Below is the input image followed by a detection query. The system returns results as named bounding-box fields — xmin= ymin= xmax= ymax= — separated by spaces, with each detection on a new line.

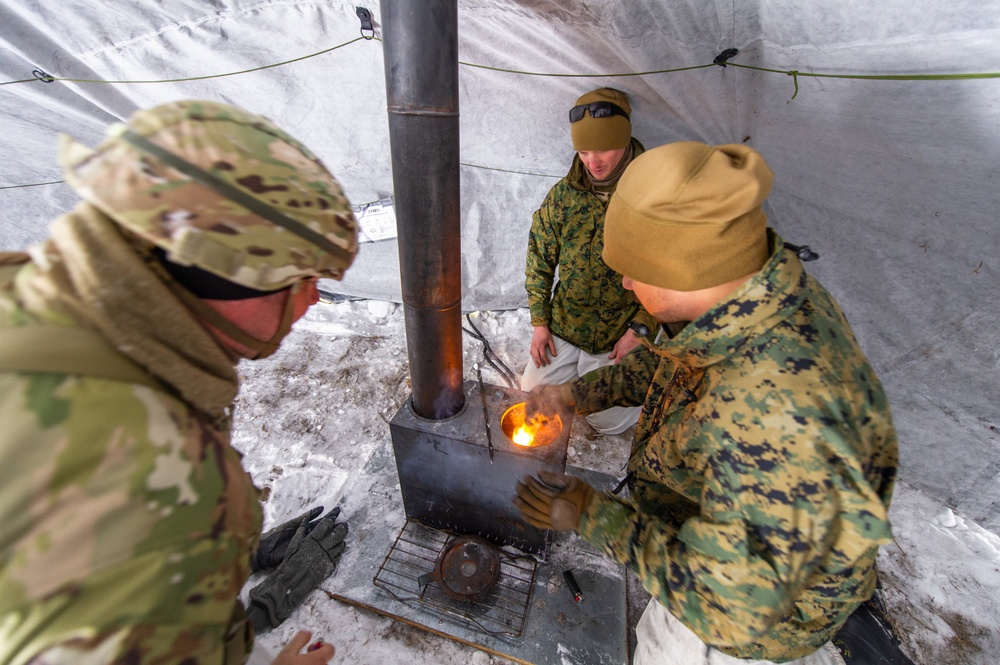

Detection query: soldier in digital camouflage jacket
xmin=525 ymin=136 xmax=652 ymax=351
xmin=523 ymin=88 xmax=656 ymax=435
xmin=574 ymin=231 xmax=896 ymax=661
xmin=0 ymin=101 xmax=357 ymax=665
xmin=515 ymin=143 xmax=899 ymax=664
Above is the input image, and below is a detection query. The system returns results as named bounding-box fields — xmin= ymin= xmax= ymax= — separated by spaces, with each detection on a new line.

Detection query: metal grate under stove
xmin=373 ymin=518 xmax=539 ymax=637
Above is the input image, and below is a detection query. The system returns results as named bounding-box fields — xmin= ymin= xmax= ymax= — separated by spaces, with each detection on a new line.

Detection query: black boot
xmin=832 ymin=592 xmax=916 ymax=665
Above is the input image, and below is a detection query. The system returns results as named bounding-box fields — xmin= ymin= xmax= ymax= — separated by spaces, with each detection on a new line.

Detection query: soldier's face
xmin=621 ymin=275 xmax=700 ymax=323
xmin=623 ymin=273 xmax=757 ymax=324
xmin=578 ymin=148 xmax=627 ymax=180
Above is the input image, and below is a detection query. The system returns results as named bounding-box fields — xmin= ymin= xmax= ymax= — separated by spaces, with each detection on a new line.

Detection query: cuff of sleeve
xmin=576 ymin=491 xmax=635 ymax=564
xmin=632 ymin=312 xmax=658 ymax=334
xmin=529 ymin=303 xmax=550 ymax=327
xmin=558 ymin=382 xmax=577 ymax=407
xmin=568 ymin=376 xmax=602 ymax=415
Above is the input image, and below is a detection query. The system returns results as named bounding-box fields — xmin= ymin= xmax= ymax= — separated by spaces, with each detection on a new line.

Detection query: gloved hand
xmin=251 ymin=506 xmax=326 ymax=572
xmin=247 ymin=508 xmax=348 ymax=633
xmin=514 ymin=470 xmax=594 ymax=531
xmin=524 ymin=383 xmax=575 ymax=424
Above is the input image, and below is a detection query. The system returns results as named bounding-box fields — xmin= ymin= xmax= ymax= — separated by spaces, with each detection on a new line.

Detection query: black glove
xmin=250 ymin=506 xmax=325 ymax=573
xmin=514 ymin=470 xmax=594 ymax=531
xmin=246 ymin=507 xmax=348 ymax=633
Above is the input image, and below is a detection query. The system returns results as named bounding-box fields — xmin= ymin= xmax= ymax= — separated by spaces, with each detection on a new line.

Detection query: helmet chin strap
xmin=182 ymin=281 xmax=302 ymax=360
xmin=251 ymin=282 xmax=301 ymax=359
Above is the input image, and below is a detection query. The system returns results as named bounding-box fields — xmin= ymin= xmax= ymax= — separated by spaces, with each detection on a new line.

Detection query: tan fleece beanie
xmin=570 ymin=88 xmax=632 ymax=151
xmin=603 ymin=142 xmax=773 ymax=291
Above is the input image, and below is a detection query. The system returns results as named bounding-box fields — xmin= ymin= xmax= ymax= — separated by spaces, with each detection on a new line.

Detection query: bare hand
xmin=529 ymin=325 xmax=557 ymax=368
xmin=271 ymin=630 xmax=334 ymax=664
xmin=607 ymin=328 xmax=641 ymax=364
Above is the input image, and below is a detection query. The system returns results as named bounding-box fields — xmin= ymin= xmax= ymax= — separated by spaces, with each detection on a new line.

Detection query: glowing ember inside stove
xmin=502 ymin=402 xmax=563 ymax=448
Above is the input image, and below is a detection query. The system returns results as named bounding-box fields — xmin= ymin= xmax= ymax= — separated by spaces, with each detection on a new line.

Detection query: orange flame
xmin=512 ymin=425 xmax=535 ymax=447
xmin=512 ymin=415 xmax=552 ymax=447
xmin=502 ymin=402 xmax=562 ymax=449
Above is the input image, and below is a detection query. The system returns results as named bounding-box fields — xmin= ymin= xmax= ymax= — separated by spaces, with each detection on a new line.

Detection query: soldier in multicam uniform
xmin=515 ymin=143 xmax=915 ymax=664
xmin=0 ymin=101 xmax=358 ymax=665
xmin=522 ymin=87 xmax=657 ymax=435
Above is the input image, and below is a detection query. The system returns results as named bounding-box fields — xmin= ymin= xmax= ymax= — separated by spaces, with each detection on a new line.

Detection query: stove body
xmin=390 ymin=381 xmax=571 ymax=554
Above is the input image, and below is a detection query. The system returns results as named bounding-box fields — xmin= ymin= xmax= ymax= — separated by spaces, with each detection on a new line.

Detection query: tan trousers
xmin=634 ymin=599 xmax=846 ymax=665
xmin=521 ymin=335 xmax=640 ymax=435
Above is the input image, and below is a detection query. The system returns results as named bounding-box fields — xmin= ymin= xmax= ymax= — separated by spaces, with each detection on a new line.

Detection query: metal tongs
xmin=474 ymin=363 xmax=495 ymax=463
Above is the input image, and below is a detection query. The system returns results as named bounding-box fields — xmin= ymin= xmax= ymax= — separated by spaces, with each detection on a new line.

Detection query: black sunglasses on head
xmin=568 ymin=101 xmax=630 ymax=123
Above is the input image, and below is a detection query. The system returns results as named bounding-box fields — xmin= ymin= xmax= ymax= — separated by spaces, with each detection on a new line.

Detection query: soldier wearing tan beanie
xmin=603 ymin=141 xmax=773 ymax=293
xmin=518 ymin=144 xmax=910 ymax=664
xmin=521 ymin=87 xmax=656 ymax=435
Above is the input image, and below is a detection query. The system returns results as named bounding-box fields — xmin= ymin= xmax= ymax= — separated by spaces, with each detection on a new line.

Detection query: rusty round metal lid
xmin=436 ymin=535 xmax=501 ymax=601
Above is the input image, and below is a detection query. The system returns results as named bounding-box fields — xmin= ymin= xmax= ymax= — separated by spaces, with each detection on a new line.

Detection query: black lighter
xmin=563 ymin=569 xmax=583 ymax=602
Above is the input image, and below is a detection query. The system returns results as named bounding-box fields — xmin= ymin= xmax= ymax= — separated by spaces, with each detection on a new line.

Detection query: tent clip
xmin=356 ymin=7 xmax=374 ymax=39
xmin=32 ymin=69 xmax=54 ymax=83
xmin=784 ymin=242 xmax=820 ymax=262
xmin=714 ymin=49 xmax=739 ymax=67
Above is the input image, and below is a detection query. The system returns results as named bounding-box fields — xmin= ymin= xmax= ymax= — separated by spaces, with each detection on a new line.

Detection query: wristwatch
xmin=628 ymin=321 xmax=650 ymax=338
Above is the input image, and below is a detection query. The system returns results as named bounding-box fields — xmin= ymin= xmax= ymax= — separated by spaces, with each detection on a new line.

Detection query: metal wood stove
xmin=390 ymin=381 xmax=572 ymax=555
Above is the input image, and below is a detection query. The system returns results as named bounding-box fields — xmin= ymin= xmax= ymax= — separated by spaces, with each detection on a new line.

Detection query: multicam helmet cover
xmin=59 ymin=100 xmax=359 ymax=291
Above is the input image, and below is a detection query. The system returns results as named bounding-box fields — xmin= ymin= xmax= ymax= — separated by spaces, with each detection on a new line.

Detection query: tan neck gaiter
xmin=19 ymin=202 xmax=239 ymax=423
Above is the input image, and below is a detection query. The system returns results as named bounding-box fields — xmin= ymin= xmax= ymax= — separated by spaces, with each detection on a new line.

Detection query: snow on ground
xmin=231 ymin=298 xmax=1000 ymax=665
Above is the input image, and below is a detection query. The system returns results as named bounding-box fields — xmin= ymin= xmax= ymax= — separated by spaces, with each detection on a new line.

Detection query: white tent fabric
xmin=1 ymin=0 xmax=998 ymax=541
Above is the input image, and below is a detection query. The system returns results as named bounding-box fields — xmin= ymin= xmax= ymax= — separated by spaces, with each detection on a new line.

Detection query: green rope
xmin=0 ymin=78 xmax=38 ymax=87
xmin=2 ymin=36 xmax=366 ymax=86
xmin=729 ymin=61 xmax=1000 ymax=81
xmin=4 ymin=31 xmax=998 ymax=91
xmin=0 ymin=180 xmax=65 ymax=190
xmin=726 ymin=62 xmax=1000 ymax=100
xmin=460 ymin=162 xmax=561 ymax=179
xmin=459 ymin=61 xmax=715 ymax=78
xmin=6 ymin=163 xmax=561 ymax=191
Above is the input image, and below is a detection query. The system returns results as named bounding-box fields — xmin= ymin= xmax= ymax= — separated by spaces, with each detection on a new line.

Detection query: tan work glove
xmin=524 ymin=383 xmax=575 ymax=423
xmin=514 ymin=470 xmax=594 ymax=531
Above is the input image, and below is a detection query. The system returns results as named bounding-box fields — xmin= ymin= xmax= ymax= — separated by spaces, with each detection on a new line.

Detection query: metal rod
xmin=475 ymin=363 xmax=495 ymax=462
xmin=381 ymin=0 xmax=464 ymax=420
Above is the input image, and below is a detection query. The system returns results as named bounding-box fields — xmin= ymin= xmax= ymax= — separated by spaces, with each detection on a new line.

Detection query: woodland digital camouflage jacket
xmin=572 ymin=231 xmax=898 ymax=662
xmin=0 ymin=257 xmax=261 ymax=665
xmin=525 ymin=138 xmax=656 ymax=354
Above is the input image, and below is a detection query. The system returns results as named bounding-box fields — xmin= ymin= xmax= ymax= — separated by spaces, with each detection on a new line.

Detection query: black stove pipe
xmin=380 ymin=1 xmax=465 ymax=419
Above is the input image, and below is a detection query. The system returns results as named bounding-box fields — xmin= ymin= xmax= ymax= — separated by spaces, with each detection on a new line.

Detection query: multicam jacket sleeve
xmin=572 ymin=233 xmax=899 ymax=662
xmin=0 ymin=369 xmax=262 ymax=665
xmin=524 ymin=139 xmax=656 ymax=355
